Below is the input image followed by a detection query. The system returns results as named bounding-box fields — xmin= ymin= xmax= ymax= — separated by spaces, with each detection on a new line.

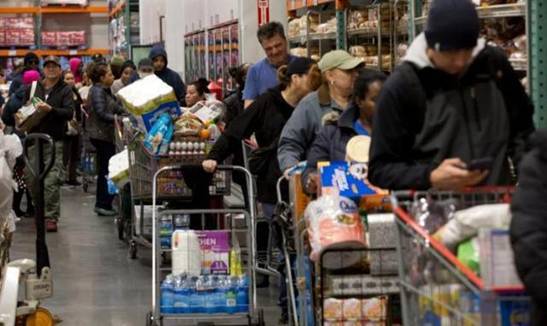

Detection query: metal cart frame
xmin=392 ymin=188 xmax=531 ymax=325
xmin=147 ymin=165 xmax=264 ymax=326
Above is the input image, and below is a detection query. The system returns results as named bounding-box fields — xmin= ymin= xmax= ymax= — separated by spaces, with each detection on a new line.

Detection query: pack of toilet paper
xmin=117 ymin=75 xmax=181 ymax=132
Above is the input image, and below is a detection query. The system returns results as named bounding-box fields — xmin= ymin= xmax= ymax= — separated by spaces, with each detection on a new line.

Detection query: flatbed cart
xmin=147 ymin=165 xmax=264 ymax=326
xmin=392 ymin=188 xmax=531 ymax=325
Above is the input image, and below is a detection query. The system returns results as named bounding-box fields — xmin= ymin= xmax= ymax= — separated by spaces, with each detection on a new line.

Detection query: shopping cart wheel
xmin=129 ymin=240 xmax=137 ymax=259
xmin=146 ymin=311 xmax=162 ymax=326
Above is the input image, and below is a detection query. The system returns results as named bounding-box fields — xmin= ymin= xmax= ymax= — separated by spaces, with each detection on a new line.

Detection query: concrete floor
xmin=10 ymin=185 xmax=283 ymax=325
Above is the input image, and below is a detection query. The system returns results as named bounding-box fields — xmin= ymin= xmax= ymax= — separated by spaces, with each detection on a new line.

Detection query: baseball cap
xmin=43 ymin=55 xmax=61 ymax=67
xmin=318 ymin=50 xmax=364 ymax=72
xmin=286 ymin=57 xmax=315 ymax=76
xmin=425 ymin=0 xmax=480 ymax=51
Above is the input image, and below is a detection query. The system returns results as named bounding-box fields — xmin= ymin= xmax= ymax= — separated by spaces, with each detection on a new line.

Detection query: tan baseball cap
xmin=318 ymin=50 xmax=364 ymax=72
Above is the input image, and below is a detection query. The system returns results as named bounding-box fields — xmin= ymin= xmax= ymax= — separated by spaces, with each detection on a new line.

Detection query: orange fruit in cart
xmin=25 ymin=307 xmax=55 ymax=326
xmin=199 ymin=128 xmax=210 ymax=140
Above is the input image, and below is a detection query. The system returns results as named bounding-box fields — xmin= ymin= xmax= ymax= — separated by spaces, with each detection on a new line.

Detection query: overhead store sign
xmin=257 ymin=0 xmax=270 ymax=26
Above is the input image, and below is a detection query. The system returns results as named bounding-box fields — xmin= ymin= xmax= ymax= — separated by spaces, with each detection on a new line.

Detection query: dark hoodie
xmin=9 ymin=52 xmax=40 ymax=96
xmin=2 ymin=84 xmax=26 ymax=127
xmin=149 ymin=45 xmax=186 ymax=105
xmin=368 ymin=34 xmax=535 ymax=190
xmin=208 ymin=86 xmax=294 ymax=203
xmin=510 ymin=129 xmax=547 ymax=325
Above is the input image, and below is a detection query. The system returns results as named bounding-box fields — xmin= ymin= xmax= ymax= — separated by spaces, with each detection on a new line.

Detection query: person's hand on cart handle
xmin=305 ymin=173 xmax=320 ymax=194
xmin=430 ymin=158 xmax=488 ymax=191
xmin=202 ymin=159 xmax=218 ymax=173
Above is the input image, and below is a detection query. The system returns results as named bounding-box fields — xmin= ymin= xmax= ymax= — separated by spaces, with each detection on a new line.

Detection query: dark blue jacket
xmin=149 ymin=45 xmax=186 ymax=105
xmin=2 ymin=84 xmax=27 ymax=127
xmin=302 ymin=105 xmax=361 ymax=189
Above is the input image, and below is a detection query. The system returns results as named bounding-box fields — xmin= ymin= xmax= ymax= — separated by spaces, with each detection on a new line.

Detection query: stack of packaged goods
xmin=41 ymin=0 xmax=88 ymax=5
xmin=406 ymin=198 xmax=531 ymax=324
xmin=41 ymin=31 xmax=86 ymax=48
xmin=159 ymin=214 xmax=248 ymax=314
xmin=323 ymin=296 xmax=388 ymax=325
xmin=0 ymin=17 xmax=35 ymax=47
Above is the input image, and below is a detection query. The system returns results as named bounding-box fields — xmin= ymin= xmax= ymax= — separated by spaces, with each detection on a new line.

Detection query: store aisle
xmin=10 ymin=186 xmax=282 ymax=325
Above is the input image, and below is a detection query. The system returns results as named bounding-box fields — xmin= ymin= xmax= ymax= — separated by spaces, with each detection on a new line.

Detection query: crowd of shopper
xmin=0 ymin=0 xmax=545 ymax=322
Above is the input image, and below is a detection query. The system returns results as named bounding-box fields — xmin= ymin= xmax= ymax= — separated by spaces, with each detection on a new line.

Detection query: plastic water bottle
xmin=236 ymin=276 xmax=249 ymax=313
xmin=160 ymin=274 xmax=175 ymax=314
xmin=173 ymin=275 xmax=190 ymax=314
xmin=173 ymin=214 xmax=190 ymax=230
xmin=203 ymin=276 xmax=216 ymax=314
xmin=190 ymin=277 xmax=204 ymax=314
xmin=212 ymin=276 xmax=224 ymax=314
xmin=159 ymin=216 xmax=173 ymax=249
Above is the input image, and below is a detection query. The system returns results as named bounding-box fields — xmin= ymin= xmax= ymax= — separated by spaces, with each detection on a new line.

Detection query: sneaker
xmin=94 ymin=207 xmax=118 ymax=216
xmin=46 ymin=219 xmax=58 ymax=232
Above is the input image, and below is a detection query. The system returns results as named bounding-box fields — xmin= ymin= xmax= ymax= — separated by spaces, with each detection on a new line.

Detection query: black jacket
xmin=87 ymin=84 xmax=124 ymax=143
xmin=223 ymin=88 xmax=244 ymax=128
xmin=25 ymin=79 xmax=74 ymax=141
xmin=510 ymin=130 xmax=547 ymax=324
xmin=208 ymin=86 xmax=294 ymax=203
xmin=303 ymin=105 xmax=362 ymax=188
xmin=369 ymin=36 xmax=534 ymax=190
xmin=2 ymin=84 xmax=26 ymax=127
xmin=149 ymin=45 xmax=186 ymax=105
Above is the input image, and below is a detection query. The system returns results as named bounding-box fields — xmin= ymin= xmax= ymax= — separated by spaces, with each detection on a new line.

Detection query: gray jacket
xmin=277 ymin=85 xmax=344 ymax=171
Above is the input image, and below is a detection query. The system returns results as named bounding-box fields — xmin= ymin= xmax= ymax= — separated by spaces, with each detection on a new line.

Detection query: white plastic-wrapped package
xmin=172 ymin=230 xmax=202 ymax=276
xmin=433 ymin=203 xmax=512 ymax=250
xmin=117 ymin=74 xmax=180 ymax=131
xmin=0 ymin=129 xmax=22 ymax=240
xmin=304 ymin=195 xmax=366 ymax=267
xmin=108 ymin=149 xmax=129 ymax=187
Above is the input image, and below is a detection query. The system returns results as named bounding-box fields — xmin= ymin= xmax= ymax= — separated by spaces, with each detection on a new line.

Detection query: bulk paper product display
xmin=117 ymin=75 xmax=180 ymax=131
xmin=172 ymin=230 xmax=202 ymax=276
xmin=304 ymin=195 xmax=366 ymax=267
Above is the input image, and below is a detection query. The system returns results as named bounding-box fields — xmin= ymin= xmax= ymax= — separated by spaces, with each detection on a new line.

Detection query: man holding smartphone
xmin=368 ymin=0 xmax=534 ymax=191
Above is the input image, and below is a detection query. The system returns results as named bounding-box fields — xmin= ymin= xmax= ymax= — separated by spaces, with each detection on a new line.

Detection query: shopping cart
xmin=272 ymin=175 xmax=299 ymax=326
xmin=146 ymin=165 xmax=264 ymax=326
xmin=119 ymin=119 xmax=231 ymax=258
xmin=392 ymin=188 xmax=531 ymax=325
xmin=80 ymin=106 xmax=96 ymax=193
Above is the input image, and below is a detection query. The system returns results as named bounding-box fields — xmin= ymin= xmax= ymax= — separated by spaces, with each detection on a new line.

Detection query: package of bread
xmin=343 ymin=298 xmax=362 ymax=321
xmin=362 ymin=296 xmax=388 ymax=322
xmin=324 ymin=298 xmax=344 ymax=321
xmin=349 ymin=46 xmax=367 ymax=58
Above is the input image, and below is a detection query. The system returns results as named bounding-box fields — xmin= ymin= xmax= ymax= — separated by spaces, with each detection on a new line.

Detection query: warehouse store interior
xmin=1 ymin=0 xmax=547 ymax=325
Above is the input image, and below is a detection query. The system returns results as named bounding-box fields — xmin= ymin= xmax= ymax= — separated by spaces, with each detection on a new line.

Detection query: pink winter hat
xmin=23 ymin=70 xmax=40 ymax=85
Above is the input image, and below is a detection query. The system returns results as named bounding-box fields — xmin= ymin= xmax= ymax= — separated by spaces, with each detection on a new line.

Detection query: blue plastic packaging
xmin=236 ymin=276 xmax=249 ymax=313
xmin=160 ymin=275 xmax=175 ymax=314
xmin=144 ymin=113 xmax=174 ymax=155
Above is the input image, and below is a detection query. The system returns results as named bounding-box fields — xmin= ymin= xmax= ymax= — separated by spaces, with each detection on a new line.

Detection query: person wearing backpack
xmin=368 ymin=0 xmax=534 ymax=191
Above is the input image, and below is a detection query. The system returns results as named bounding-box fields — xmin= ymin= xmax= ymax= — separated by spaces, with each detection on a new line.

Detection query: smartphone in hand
xmin=467 ymin=157 xmax=493 ymax=171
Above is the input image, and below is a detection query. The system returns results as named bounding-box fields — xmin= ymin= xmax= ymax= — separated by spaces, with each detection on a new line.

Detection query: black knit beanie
xmin=424 ymin=0 xmax=480 ymax=51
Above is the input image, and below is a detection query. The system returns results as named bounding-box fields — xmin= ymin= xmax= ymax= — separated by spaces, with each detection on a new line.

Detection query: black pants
xmin=91 ymin=138 xmax=115 ymax=210
xmin=63 ymin=134 xmax=81 ymax=182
